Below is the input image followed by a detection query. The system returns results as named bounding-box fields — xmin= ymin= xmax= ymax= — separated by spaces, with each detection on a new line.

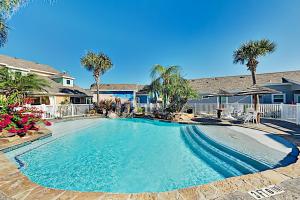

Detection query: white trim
xmin=272 ymin=93 xmax=286 ymax=104
xmin=0 ymin=62 xmax=75 ymax=79
xmin=294 ymin=94 xmax=300 ymax=103
xmin=95 ymin=89 xmax=138 ymax=92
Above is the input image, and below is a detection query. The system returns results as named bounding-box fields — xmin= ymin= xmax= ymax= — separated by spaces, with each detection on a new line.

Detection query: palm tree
xmin=0 ymin=18 xmax=8 ymax=47
xmin=233 ymin=39 xmax=276 ymax=112
xmin=0 ymin=0 xmax=24 ymax=47
xmin=150 ymin=64 xmax=180 ymax=108
xmin=0 ymin=67 xmax=49 ymax=97
xmin=81 ymin=51 xmax=113 ymax=105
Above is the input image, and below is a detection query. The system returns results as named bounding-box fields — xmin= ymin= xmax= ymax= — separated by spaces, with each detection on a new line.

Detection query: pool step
xmin=181 ymin=127 xmax=243 ymax=177
xmin=181 ymin=126 xmax=271 ymax=176
xmin=191 ymin=126 xmax=272 ymax=171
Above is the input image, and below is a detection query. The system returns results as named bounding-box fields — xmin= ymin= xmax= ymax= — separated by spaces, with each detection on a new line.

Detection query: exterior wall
xmin=263 ymin=84 xmax=294 ymax=104
xmin=52 ymin=77 xmax=74 ymax=87
xmin=92 ymin=91 xmax=135 ymax=103
xmin=188 ymin=95 xmax=252 ymax=104
xmin=62 ymin=78 xmax=74 ymax=87
xmin=55 ymin=96 xmax=70 ymax=105
xmin=136 ymin=94 xmax=149 ymax=104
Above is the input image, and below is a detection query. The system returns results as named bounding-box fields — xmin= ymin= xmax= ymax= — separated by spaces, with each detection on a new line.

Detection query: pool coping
xmin=0 ymin=130 xmax=52 ymax=153
xmin=0 ymin=118 xmax=300 ymax=199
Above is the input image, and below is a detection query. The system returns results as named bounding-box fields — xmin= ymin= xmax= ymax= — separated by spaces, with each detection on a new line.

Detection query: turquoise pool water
xmin=11 ymin=118 xmax=297 ymax=193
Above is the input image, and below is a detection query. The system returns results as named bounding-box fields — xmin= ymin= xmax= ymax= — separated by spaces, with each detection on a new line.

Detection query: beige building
xmin=0 ymin=54 xmax=92 ymax=105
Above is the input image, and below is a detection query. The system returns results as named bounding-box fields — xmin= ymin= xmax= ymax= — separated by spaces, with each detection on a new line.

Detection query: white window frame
xmin=201 ymin=96 xmax=210 ymax=99
xmin=272 ymin=94 xmax=286 ymax=104
xmin=294 ymin=94 xmax=300 ymax=103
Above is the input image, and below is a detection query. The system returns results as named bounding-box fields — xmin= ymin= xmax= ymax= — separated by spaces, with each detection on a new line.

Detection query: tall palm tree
xmin=233 ymin=39 xmax=276 ymax=112
xmin=81 ymin=51 xmax=113 ymax=105
xmin=0 ymin=67 xmax=49 ymax=97
xmin=150 ymin=64 xmax=180 ymax=108
xmin=0 ymin=18 xmax=8 ymax=47
xmin=0 ymin=0 xmax=24 ymax=47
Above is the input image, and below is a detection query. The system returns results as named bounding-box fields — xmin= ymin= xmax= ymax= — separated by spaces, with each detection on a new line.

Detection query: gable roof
xmin=0 ymin=54 xmax=67 ymax=76
xmin=30 ymin=76 xmax=92 ymax=97
xmin=189 ymin=70 xmax=300 ymax=94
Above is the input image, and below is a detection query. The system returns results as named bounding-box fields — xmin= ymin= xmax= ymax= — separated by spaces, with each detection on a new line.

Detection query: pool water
xmin=10 ymin=118 xmax=297 ymax=193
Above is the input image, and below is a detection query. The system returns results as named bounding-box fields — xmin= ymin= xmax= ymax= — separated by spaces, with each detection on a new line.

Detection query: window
xmin=272 ymin=94 xmax=285 ymax=103
xmin=202 ymin=96 xmax=209 ymax=99
xmin=294 ymin=94 xmax=300 ymax=103
xmin=66 ymin=79 xmax=71 ymax=85
xmin=15 ymin=71 xmax=22 ymax=76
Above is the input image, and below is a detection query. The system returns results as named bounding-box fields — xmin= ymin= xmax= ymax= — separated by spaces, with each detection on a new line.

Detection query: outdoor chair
xmin=241 ymin=108 xmax=257 ymax=123
xmin=222 ymin=107 xmax=235 ymax=120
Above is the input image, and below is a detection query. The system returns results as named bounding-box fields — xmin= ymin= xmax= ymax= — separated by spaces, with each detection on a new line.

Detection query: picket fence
xmin=30 ymin=104 xmax=94 ymax=119
xmin=186 ymin=103 xmax=300 ymax=125
xmin=138 ymin=102 xmax=300 ymax=125
xmin=30 ymin=102 xmax=300 ymax=125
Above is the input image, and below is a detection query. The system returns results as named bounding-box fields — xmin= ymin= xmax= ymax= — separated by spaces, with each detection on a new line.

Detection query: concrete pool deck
xmin=0 ymin=118 xmax=300 ymax=199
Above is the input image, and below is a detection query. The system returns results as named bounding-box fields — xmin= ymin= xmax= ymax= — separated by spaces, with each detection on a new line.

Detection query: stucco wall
xmin=56 ymin=96 xmax=70 ymax=104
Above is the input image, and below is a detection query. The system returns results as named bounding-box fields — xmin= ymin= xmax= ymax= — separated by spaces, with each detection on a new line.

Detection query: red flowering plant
xmin=0 ymin=96 xmax=51 ymax=137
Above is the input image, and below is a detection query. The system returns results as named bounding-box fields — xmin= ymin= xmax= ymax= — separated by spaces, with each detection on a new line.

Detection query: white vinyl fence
xmin=137 ymin=103 xmax=162 ymax=113
xmin=138 ymin=102 xmax=300 ymax=125
xmin=30 ymin=104 xmax=94 ymax=119
xmin=185 ymin=103 xmax=300 ymax=125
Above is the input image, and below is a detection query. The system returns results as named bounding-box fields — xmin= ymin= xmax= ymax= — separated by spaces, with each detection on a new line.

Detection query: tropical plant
xmin=0 ymin=68 xmax=49 ymax=98
xmin=81 ymin=51 xmax=113 ymax=106
xmin=233 ymin=39 xmax=276 ymax=110
xmin=167 ymin=77 xmax=197 ymax=113
xmin=150 ymin=64 xmax=180 ymax=108
xmin=150 ymin=64 xmax=197 ymax=112
xmin=0 ymin=96 xmax=51 ymax=137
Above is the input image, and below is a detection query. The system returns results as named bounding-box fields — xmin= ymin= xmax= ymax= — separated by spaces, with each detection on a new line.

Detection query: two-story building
xmin=0 ymin=54 xmax=92 ymax=105
xmin=189 ymin=70 xmax=300 ymax=104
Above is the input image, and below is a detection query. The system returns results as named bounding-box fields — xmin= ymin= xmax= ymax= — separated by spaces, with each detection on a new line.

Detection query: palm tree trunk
xmin=251 ymin=69 xmax=257 ymax=85
xmin=250 ymin=67 xmax=260 ymax=122
xmin=95 ymin=77 xmax=100 ymax=106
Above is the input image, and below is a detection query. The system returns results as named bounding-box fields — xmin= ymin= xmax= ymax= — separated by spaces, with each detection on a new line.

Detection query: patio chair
xmin=242 ymin=110 xmax=257 ymax=124
xmin=222 ymin=107 xmax=235 ymax=120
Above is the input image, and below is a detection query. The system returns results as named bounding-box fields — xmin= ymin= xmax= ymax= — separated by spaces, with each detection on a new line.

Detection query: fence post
xmin=297 ymin=103 xmax=300 ymax=125
xmin=71 ymin=104 xmax=75 ymax=116
xmin=280 ymin=103 xmax=284 ymax=120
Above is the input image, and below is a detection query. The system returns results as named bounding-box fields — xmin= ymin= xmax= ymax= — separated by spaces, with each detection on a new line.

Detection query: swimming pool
xmin=6 ymin=118 xmax=298 ymax=193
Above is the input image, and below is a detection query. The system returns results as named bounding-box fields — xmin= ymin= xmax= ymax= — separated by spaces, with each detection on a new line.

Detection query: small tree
xmin=233 ymin=39 xmax=276 ymax=111
xmin=150 ymin=64 xmax=197 ymax=112
xmin=150 ymin=64 xmax=180 ymax=108
xmin=81 ymin=51 xmax=113 ymax=106
xmin=0 ymin=68 xmax=49 ymax=98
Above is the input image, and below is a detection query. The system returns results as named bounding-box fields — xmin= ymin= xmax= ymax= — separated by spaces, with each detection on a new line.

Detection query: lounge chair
xmin=242 ymin=108 xmax=257 ymax=124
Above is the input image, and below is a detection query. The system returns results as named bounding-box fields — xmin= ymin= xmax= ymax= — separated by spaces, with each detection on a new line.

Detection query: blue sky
xmin=0 ymin=0 xmax=299 ymax=88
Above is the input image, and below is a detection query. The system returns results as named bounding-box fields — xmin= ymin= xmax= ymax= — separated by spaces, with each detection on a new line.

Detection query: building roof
xmin=0 ymin=54 xmax=71 ymax=76
xmin=90 ymin=83 xmax=146 ymax=91
xmin=0 ymin=54 xmax=90 ymax=97
xmin=30 ymin=76 xmax=92 ymax=97
xmin=189 ymin=70 xmax=300 ymax=94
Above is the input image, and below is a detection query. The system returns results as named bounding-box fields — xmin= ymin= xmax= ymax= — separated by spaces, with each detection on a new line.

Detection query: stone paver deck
xmin=0 ymin=130 xmax=52 ymax=153
xmin=0 ymin=118 xmax=299 ymax=200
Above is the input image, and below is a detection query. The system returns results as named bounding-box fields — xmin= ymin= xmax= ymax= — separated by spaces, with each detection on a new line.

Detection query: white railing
xmin=137 ymin=103 xmax=162 ymax=113
xmin=30 ymin=104 xmax=93 ymax=119
xmin=147 ymin=102 xmax=300 ymax=125
xmin=281 ymin=104 xmax=298 ymax=124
